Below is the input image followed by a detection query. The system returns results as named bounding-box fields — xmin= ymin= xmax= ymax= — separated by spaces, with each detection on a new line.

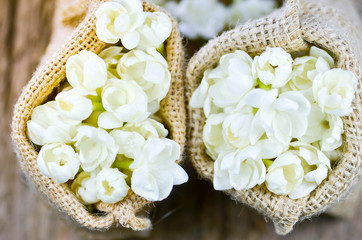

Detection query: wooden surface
xmin=0 ymin=0 xmax=361 ymax=239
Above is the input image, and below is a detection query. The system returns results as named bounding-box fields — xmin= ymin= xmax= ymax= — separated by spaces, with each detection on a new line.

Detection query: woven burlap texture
xmin=186 ymin=0 xmax=361 ymax=235
xmin=11 ymin=0 xmax=186 ymax=232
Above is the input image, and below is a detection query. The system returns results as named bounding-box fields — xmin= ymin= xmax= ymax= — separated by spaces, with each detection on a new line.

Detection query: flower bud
xmin=66 ymin=50 xmax=107 ymax=95
xmin=95 ymin=168 xmax=130 ymax=204
xmin=37 ymin=143 xmax=80 ymax=183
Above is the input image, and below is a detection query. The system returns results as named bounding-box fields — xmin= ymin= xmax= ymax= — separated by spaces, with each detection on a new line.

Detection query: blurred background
xmin=0 ymin=0 xmax=361 ymax=239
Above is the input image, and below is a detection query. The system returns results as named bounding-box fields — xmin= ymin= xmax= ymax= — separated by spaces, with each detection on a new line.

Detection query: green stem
xmin=92 ymin=102 xmax=105 ymax=112
xmin=157 ymin=43 xmax=166 ymax=58
xmin=262 ymin=159 xmax=274 ymax=169
xmin=113 ymin=160 xmax=133 ymax=171
xmin=257 ymin=79 xmax=271 ymax=91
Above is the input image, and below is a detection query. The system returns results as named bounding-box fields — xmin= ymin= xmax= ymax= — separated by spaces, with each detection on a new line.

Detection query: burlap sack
xmin=11 ymin=0 xmax=186 ymax=232
xmin=186 ymin=0 xmax=361 ymax=235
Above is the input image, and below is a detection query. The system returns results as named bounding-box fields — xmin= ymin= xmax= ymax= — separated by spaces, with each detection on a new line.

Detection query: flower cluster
xmin=151 ymin=0 xmax=276 ymax=39
xmin=27 ymin=0 xmax=188 ymax=205
xmin=96 ymin=0 xmax=172 ymax=49
xmin=190 ymin=47 xmax=357 ymax=199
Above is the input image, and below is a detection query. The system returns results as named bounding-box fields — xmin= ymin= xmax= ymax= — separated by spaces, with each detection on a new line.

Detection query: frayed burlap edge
xmin=11 ymin=0 xmax=186 ymax=232
xmin=185 ymin=0 xmax=361 ymax=235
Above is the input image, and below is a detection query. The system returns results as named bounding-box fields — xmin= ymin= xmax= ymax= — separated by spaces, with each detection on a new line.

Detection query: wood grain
xmin=0 ymin=0 xmax=361 ymax=239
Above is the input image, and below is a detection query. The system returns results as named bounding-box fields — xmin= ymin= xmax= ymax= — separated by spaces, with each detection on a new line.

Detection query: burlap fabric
xmin=11 ymin=0 xmax=186 ymax=232
xmin=186 ymin=0 xmax=361 ymax=235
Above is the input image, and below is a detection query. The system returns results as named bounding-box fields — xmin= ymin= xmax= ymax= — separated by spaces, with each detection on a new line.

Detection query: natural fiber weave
xmin=11 ymin=0 xmax=186 ymax=232
xmin=186 ymin=0 xmax=361 ymax=235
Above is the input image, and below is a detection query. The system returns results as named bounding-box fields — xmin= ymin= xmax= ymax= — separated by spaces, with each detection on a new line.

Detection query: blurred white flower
xmin=37 ymin=143 xmax=80 ymax=183
xmin=165 ymin=0 xmax=228 ymax=39
xmin=203 ymin=113 xmax=233 ymax=160
xmin=148 ymin=0 xmax=167 ymax=5
xmin=95 ymin=0 xmax=145 ymax=49
xmin=66 ymin=50 xmax=107 ymax=96
xmin=73 ymin=125 xmax=118 ymax=172
xmin=228 ymin=0 xmax=276 ymax=27
xmin=95 ymin=168 xmax=130 ymax=204
xmin=300 ymin=103 xmax=343 ymax=151
xmin=27 ymin=101 xmax=79 ymax=146
xmin=71 ymin=171 xmax=99 ymax=204
xmin=213 ymin=139 xmax=284 ymax=191
xmin=55 ymin=90 xmax=93 ymax=121
xmin=190 ymin=50 xmax=255 ymax=117
xmin=98 ymin=46 xmax=124 ymax=78
xmin=252 ymin=47 xmax=293 ymax=88
xmin=117 ymin=48 xmax=171 ymax=104
xmin=245 ymin=89 xmax=311 ymax=145
xmin=98 ymin=79 xmax=150 ymax=129
xmin=137 ymin=12 xmax=172 ymax=49
xmin=130 ymin=138 xmax=188 ymax=201
xmin=313 ymin=68 xmax=357 ymax=116
xmin=290 ymin=47 xmax=333 ymax=91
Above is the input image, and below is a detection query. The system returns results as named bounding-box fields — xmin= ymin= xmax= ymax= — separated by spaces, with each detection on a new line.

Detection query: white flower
xmin=37 ymin=143 xmax=80 ymax=183
xmin=203 ymin=113 xmax=233 ymax=160
xmin=130 ymin=138 xmax=188 ymax=201
xmin=121 ymin=118 xmax=168 ymax=139
xmin=300 ymin=103 xmax=343 ymax=151
xmin=98 ymin=46 xmax=124 ymax=78
xmin=149 ymin=0 xmax=167 ymax=5
xmin=228 ymin=0 xmax=276 ymax=27
xmin=222 ymin=105 xmax=262 ymax=148
xmin=110 ymin=130 xmax=145 ymax=158
xmin=265 ymin=143 xmax=331 ymax=199
xmin=313 ymin=68 xmax=357 ymax=116
xmin=71 ymin=171 xmax=99 ymax=204
xmin=137 ymin=12 xmax=172 ymax=49
xmin=73 ymin=126 xmax=118 ymax=172
xmin=323 ymin=148 xmax=343 ymax=163
xmin=66 ymin=50 xmax=107 ymax=95
xmin=117 ymin=48 xmax=171 ymax=104
xmin=189 ymin=69 xmax=222 ymax=117
xmin=289 ymin=142 xmax=331 ymax=199
xmin=310 ymin=46 xmax=334 ymax=67
xmin=252 ymin=47 xmax=293 ymax=88
xmin=55 ymin=90 xmax=93 ymax=121
xmin=165 ymin=0 xmax=227 ymax=39
xmin=95 ymin=0 xmax=145 ymax=49
xmin=214 ymin=147 xmax=265 ymax=191
xmin=213 ymin=139 xmax=284 ymax=191
xmin=265 ymin=151 xmax=304 ymax=196
xmin=290 ymin=47 xmax=333 ymax=91
xmin=190 ymin=50 xmax=255 ymax=116
xmin=27 ymin=101 xmax=79 ymax=146
xmin=245 ymin=89 xmax=311 ymax=145
xmin=98 ymin=79 xmax=150 ymax=129
xmin=95 ymin=168 xmax=130 ymax=204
